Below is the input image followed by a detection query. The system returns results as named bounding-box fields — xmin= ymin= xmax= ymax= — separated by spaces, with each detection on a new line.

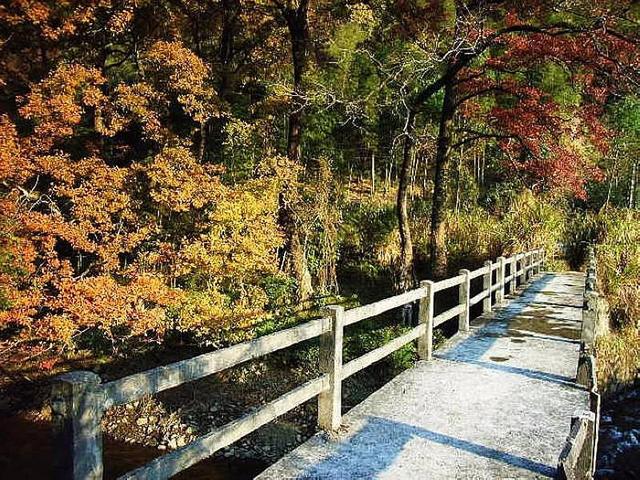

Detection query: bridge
xmin=52 ymin=249 xmax=602 ymax=480
xmin=257 ymin=272 xmax=591 ymax=479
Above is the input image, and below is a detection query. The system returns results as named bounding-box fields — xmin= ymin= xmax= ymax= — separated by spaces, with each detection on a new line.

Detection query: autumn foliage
xmin=0 ymin=31 xmax=292 ymax=360
xmin=0 ymin=1 xmax=638 ymax=367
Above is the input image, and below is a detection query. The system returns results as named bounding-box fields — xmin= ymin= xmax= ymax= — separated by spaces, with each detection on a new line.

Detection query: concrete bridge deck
xmin=257 ymin=272 xmax=589 ymax=479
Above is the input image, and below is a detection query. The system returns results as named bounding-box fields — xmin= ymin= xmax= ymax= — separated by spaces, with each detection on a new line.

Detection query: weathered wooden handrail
xmin=558 ymin=353 xmax=600 ymax=479
xmin=52 ymin=249 xmax=545 ymax=480
xmin=341 ymin=324 xmax=426 ymax=380
xmin=433 ymin=304 xmax=466 ymax=327
xmin=432 ymin=273 xmax=465 ymax=292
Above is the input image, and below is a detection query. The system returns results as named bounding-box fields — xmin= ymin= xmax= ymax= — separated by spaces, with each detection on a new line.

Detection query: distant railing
xmin=52 ymin=249 xmax=546 ymax=479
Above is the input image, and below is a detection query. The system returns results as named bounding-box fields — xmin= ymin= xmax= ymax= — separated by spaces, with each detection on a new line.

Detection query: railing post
xmin=530 ymin=251 xmax=535 ymax=278
xmin=518 ymin=253 xmax=526 ymax=286
xmin=459 ymin=269 xmax=471 ymax=332
xmin=482 ymin=260 xmax=492 ymax=313
xmin=417 ymin=280 xmax=435 ymax=361
xmin=497 ymin=256 xmax=506 ymax=304
xmin=52 ymin=371 xmax=103 ymax=480
xmin=557 ymin=412 xmax=596 ymax=480
xmin=530 ymin=250 xmax=536 ymax=276
xmin=318 ymin=305 xmax=344 ymax=431
xmin=577 ymin=353 xmax=597 ymax=390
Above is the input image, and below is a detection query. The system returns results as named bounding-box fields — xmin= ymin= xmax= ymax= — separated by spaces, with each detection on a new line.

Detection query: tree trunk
xmin=280 ymin=0 xmax=312 ymax=301
xmin=284 ymin=2 xmax=309 ymax=164
xmin=219 ymin=0 xmax=238 ymax=99
xmin=203 ymin=0 xmax=239 ymax=164
xmin=429 ymin=80 xmax=457 ymax=278
xmin=371 ymin=151 xmax=375 ymax=196
xmin=396 ymin=111 xmax=416 ymax=291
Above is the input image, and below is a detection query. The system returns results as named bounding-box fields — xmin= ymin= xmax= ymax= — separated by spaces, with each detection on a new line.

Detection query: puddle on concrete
xmin=506 ymin=308 xmax=580 ymax=340
xmin=489 ymin=356 xmax=510 ymax=362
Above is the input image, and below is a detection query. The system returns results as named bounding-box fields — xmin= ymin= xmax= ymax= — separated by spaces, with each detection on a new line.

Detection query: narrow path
xmin=257 ymin=272 xmax=589 ymax=479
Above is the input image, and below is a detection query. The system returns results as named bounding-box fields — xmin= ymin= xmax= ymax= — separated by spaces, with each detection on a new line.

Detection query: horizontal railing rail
xmin=432 ymin=273 xmax=465 ymax=292
xmin=101 ymin=316 xmax=330 ymax=409
xmin=52 ymin=249 xmax=545 ymax=480
xmin=343 ymin=287 xmax=426 ymax=326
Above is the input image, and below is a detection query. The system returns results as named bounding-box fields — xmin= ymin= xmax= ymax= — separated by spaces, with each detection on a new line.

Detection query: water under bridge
xmin=53 ymin=250 xmax=601 ymax=480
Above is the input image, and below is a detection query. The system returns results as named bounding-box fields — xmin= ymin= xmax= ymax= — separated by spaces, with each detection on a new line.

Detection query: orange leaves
xmin=106 ymin=6 xmax=134 ymax=34
xmin=110 ymin=82 xmax=166 ymax=141
xmin=0 ymin=21 xmax=285 ymax=363
xmin=20 ymin=64 xmax=107 ymax=151
xmin=51 ymin=274 xmax=182 ymax=341
xmin=1 ymin=1 xmax=124 ymax=41
xmin=142 ymin=41 xmax=220 ymax=123
xmin=0 ymin=116 xmax=29 ymax=184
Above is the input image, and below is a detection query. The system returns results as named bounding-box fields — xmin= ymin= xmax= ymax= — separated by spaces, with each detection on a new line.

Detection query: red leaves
xmin=453 ymin=3 xmax=640 ymax=201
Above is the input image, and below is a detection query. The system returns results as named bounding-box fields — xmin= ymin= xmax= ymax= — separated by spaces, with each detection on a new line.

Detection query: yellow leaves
xmin=146 ymin=146 xmax=225 ymax=213
xmin=349 ymin=3 xmax=376 ymax=28
xmin=174 ymin=285 xmax=271 ymax=334
xmin=169 ymin=155 xmax=284 ymax=284
xmin=207 ymin=180 xmax=283 ymax=275
xmin=174 ymin=289 xmax=227 ymax=332
xmin=48 ymin=315 xmax=76 ymax=345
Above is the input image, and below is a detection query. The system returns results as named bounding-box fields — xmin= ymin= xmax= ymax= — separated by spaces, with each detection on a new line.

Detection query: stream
xmin=0 ymin=415 xmax=267 ymax=479
xmin=596 ymin=386 xmax=640 ymax=479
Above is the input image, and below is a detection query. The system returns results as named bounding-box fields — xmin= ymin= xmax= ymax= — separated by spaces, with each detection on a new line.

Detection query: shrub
xmin=496 ymin=190 xmax=566 ymax=264
xmin=442 ymin=207 xmax=502 ymax=272
xmin=596 ymin=326 xmax=640 ymax=393
xmin=594 ymin=209 xmax=640 ymax=326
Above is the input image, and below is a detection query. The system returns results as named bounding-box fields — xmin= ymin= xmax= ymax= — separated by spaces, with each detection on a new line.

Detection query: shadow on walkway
xmin=298 ymin=417 xmax=555 ymax=479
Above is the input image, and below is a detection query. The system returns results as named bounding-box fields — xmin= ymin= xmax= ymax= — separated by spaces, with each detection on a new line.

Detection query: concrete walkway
xmin=257 ymin=272 xmax=589 ymax=479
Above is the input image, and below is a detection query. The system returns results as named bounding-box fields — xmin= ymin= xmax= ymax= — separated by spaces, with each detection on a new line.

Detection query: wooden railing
xmin=52 ymin=249 xmax=545 ymax=479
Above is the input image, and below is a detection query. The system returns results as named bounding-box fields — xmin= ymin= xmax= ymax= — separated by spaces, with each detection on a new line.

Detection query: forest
xmin=0 ymin=0 xmax=639 ymax=476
